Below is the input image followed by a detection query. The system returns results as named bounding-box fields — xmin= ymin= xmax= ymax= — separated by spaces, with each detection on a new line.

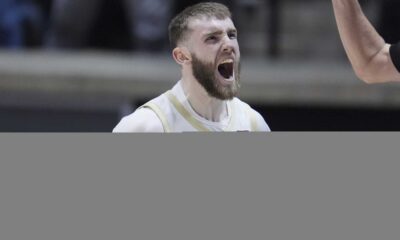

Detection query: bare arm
xmin=332 ymin=0 xmax=400 ymax=83
xmin=112 ymin=108 xmax=164 ymax=132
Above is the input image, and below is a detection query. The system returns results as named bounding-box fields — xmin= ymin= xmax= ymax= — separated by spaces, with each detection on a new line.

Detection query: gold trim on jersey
xmin=141 ymin=102 xmax=171 ymax=132
xmin=247 ymin=106 xmax=258 ymax=131
xmin=166 ymin=91 xmax=211 ymax=132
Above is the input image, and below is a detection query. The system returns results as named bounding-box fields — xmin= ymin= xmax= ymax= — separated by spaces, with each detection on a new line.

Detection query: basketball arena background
xmin=1 ymin=0 xmax=400 ymax=132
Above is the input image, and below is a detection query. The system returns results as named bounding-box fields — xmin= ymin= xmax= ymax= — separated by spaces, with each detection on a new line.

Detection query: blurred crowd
xmin=0 ymin=0 xmax=399 ymax=53
xmin=0 ymin=0 xmax=237 ymax=52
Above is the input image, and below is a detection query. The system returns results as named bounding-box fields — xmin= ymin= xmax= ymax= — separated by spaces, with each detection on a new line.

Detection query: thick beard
xmin=191 ymin=53 xmax=240 ymax=100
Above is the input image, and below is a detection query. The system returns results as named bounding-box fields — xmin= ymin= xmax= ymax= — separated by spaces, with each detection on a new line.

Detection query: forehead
xmin=188 ymin=17 xmax=236 ymax=35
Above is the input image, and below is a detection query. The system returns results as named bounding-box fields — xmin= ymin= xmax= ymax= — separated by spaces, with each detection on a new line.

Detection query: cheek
xmin=200 ymin=51 xmax=218 ymax=64
xmin=234 ymin=44 xmax=240 ymax=55
xmin=235 ymin=50 xmax=241 ymax=61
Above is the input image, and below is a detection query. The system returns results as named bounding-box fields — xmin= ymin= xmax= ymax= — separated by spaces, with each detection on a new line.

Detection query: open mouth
xmin=217 ymin=59 xmax=234 ymax=79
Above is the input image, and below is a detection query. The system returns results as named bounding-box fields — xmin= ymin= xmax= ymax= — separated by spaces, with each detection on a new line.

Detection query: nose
xmin=222 ymin=35 xmax=235 ymax=54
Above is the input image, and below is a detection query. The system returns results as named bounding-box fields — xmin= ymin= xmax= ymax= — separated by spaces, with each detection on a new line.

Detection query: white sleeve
xmin=112 ymin=108 xmax=164 ymax=132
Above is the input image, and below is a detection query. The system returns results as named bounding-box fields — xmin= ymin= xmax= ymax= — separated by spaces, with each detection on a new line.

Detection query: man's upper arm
xmin=112 ymin=108 xmax=164 ymax=132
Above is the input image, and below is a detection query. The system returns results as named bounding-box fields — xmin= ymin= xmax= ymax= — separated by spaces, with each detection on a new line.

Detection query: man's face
xmin=186 ymin=17 xmax=241 ymax=100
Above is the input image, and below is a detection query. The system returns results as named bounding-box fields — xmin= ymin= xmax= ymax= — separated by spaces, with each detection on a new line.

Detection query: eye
xmin=206 ymin=36 xmax=218 ymax=42
xmin=228 ymin=32 xmax=237 ymax=39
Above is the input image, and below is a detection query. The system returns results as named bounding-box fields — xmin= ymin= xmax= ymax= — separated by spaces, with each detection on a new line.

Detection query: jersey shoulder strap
xmin=166 ymin=91 xmax=210 ymax=132
xmin=244 ymin=104 xmax=258 ymax=131
xmin=140 ymin=101 xmax=171 ymax=133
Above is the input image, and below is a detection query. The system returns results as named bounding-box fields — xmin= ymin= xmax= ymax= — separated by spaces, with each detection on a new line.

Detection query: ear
xmin=172 ymin=47 xmax=191 ymax=65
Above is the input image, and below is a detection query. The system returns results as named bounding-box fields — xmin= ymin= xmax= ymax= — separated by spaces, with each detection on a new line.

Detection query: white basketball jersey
xmin=139 ymin=81 xmax=270 ymax=132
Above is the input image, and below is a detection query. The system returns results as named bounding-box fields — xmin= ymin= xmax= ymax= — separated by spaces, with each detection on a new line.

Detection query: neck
xmin=180 ymin=76 xmax=228 ymax=122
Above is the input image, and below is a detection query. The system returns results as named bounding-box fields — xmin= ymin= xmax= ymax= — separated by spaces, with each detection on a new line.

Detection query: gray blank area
xmin=0 ymin=133 xmax=399 ymax=240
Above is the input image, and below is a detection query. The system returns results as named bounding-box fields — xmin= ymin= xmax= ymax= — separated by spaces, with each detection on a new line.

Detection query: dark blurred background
xmin=1 ymin=0 xmax=400 ymax=131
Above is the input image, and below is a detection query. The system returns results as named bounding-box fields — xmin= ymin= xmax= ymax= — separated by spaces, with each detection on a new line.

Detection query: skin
xmin=332 ymin=0 xmax=400 ymax=83
xmin=113 ymin=16 xmax=242 ymax=132
xmin=172 ymin=16 xmax=240 ymax=121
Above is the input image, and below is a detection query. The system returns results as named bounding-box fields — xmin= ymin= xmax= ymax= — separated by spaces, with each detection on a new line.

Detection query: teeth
xmin=220 ymin=59 xmax=233 ymax=64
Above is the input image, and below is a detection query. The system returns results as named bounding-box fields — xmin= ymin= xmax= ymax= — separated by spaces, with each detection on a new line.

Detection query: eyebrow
xmin=204 ymin=28 xmax=237 ymax=38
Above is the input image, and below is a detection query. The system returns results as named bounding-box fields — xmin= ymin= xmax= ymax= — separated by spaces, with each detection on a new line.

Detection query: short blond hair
xmin=168 ymin=2 xmax=232 ymax=48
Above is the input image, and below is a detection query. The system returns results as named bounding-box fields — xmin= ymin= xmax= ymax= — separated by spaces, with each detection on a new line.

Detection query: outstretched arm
xmin=332 ymin=0 xmax=400 ymax=83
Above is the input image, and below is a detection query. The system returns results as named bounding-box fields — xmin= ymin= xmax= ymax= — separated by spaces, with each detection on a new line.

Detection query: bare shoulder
xmin=112 ymin=108 xmax=164 ymax=132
